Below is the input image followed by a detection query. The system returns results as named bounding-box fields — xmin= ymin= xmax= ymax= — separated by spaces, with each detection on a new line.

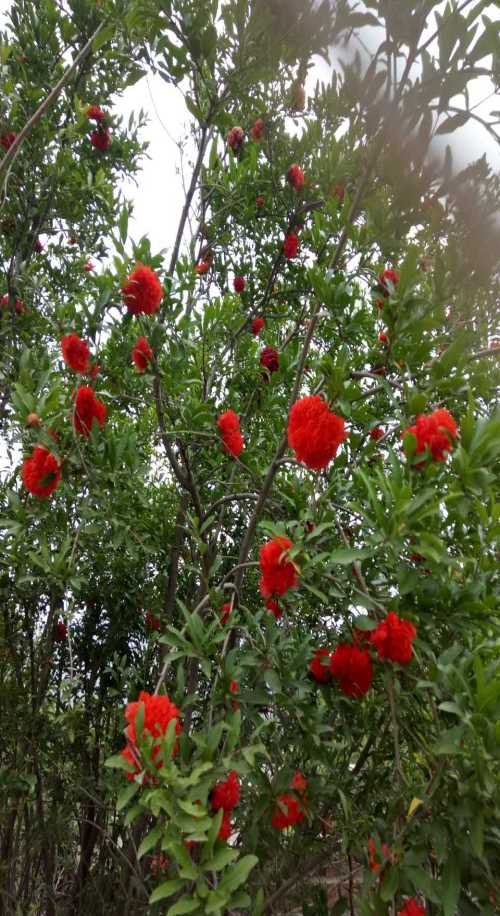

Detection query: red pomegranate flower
xmin=287 ymin=164 xmax=305 ymax=191
xmin=371 ymin=612 xmax=416 ymax=664
xmin=272 ymin=793 xmax=305 ymax=830
xmin=211 ymin=771 xmax=240 ymax=813
xmin=404 ymin=408 xmax=457 ymax=463
xmin=83 ymin=259 xmax=95 ymax=272
xmin=233 ymin=276 xmax=246 ymax=293
xmin=195 ymin=260 xmax=210 ymax=275
xmin=260 ymin=346 xmax=279 ymax=377
xmin=256 ymin=195 xmax=265 ymax=208
xmin=368 ymin=836 xmax=392 ymax=875
xmin=22 ymin=446 xmax=62 ymax=498
xmin=379 ymin=331 xmax=389 ymax=344
xmin=217 ymin=410 xmax=244 ymax=458
xmin=251 ymin=316 xmax=265 ymax=335
xmin=34 ymin=239 xmax=44 ymax=253
xmin=309 ymin=648 xmax=332 ymax=684
xmin=132 ymin=336 xmax=153 ymax=373
xmin=145 ymin=611 xmax=161 ymax=632
xmin=398 ymin=899 xmax=425 ymax=916
xmin=73 ymin=386 xmax=106 ymax=437
xmin=1 ymin=294 xmax=25 ymax=313
xmin=288 ymin=396 xmax=347 ymax=470
xmin=61 ymin=333 xmax=90 ymax=373
xmin=86 ymin=105 xmax=105 ymax=121
xmin=1 ymin=131 xmax=17 ymax=150
xmin=251 ymin=118 xmax=264 ymax=142
xmin=259 ymin=536 xmax=298 ymax=598
xmin=265 ymin=597 xmax=282 ymax=619
xmin=218 ymin=811 xmax=232 ymax=841
xmin=291 ymin=771 xmax=308 ymax=794
xmin=283 ymin=232 xmax=299 ymax=259
xmin=54 ymin=620 xmax=67 ymax=642
xmin=330 ymin=644 xmax=372 ymax=698
xmin=121 ymin=690 xmax=182 ymax=780
xmin=370 ymin=426 xmax=384 ymax=441
xmin=90 ymin=128 xmax=111 ymax=151
xmin=220 ymin=602 xmax=233 ymax=625
xmin=378 ymin=268 xmax=399 ymax=297
xmin=227 ymin=126 xmax=244 ymax=152
xmin=88 ymin=362 xmax=100 ymax=379
xmin=122 ymin=264 xmax=163 ymax=315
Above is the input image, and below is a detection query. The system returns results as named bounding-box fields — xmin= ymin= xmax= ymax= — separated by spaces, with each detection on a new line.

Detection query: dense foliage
xmin=1 ymin=1 xmax=499 ymax=914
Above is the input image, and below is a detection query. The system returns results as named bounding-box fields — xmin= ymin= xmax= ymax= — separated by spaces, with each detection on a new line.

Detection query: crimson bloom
xmin=283 ymin=232 xmax=299 ymax=259
xmin=121 ymin=690 xmax=182 ymax=780
xmin=34 ymin=239 xmax=44 ymax=253
xmin=371 ymin=612 xmax=416 ymax=664
xmin=73 ymin=386 xmax=106 ymax=436
xmin=22 ymin=446 xmax=62 ymax=498
xmin=61 ymin=333 xmax=90 ymax=373
xmin=218 ymin=811 xmax=232 ymax=841
xmin=90 ymin=128 xmax=111 ymax=151
xmin=217 ymin=409 xmax=244 ymax=458
xmin=259 ymin=536 xmax=298 ymax=598
xmin=330 ymin=644 xmax=372 ymax=698
xmin=251 ymin=316 xmax=265 ymax=335
xmin=272 ymin=793 xmax=305 ymax=830
xmin=1 ymin=294 xmax=25 ymax=314
xmin=288 ymin=395 xmax=347 ymax=470
xmin=145 ymin=611 xmax=161 ymax=632
xmin=265 ymin=597 xmax=282 ymax=619
xmin=370 ymin=426 xmax=384 ymax=441
xmin=132 ymin=336 xmax=153 ymax=373
xmin=54 ymin=620 xmax=67 ymax=642
xmin=379 ymin=331 xmax=389 ymax=344
xmin=83 ymin=259 xmax=95 ymax=272
xmin=220 ymin=602 xmax=233 ymax=625
xmin=122 ymin=264 xmax=163 ymax=315
xmin=291 ymin=771 xmax=308 ymax=794
xmin=378 ymin=268 xmax=399 ymax=296
xmin=398 ymin=899 xmax=425 ymax=916
xmin=233 ymin=276 xmax=246 ymax=293
xmin=287 ymin=164 xmax=305 ymax=191
xmin=195 ymin=260 xmax=210 ymax=275
xmin=404 ymin=408 xmax=457 ymax=463
xmin=1 ymin=131 xmax=17 ymax=150
xmin=368 ymin=836 xmax=392 ymax=875
xmin=227 ymin=126 xmax=244 ymax=151
xmin=256 ymin=195 xmax=265 ymax=208
xmin=260 ymin=346 xmax=279 ymax=377
xmin=211 ymin=771 xmax=240 ymax=813
xmin=251 ymin=118 xmax=264 ymax=142
xmin=87 ymin=362 xmax=99 ymax=379
xmin=86 ymin=105 xmax=105 ymax=121
xmin=309 ymin=648 xmax=332 ymax=684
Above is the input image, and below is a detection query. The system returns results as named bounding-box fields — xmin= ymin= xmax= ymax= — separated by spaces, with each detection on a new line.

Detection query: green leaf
xmin=380 ymin=865 xmax=399 ymax=901
xmin=92 ymin=23 xmax=115 ymax=51
xmin=436 ymin=111 xmax=470 ymax=134
xmin=203 ymin=846 xmax=239 ymax=871
xmin=167 ymin=897 xmax=200 ymax=915
xmin=138 ymin=823 xmax=163 ymax=859
xmin=149 ymin=879 xmax=185 ymax=903
xmin=218 ymin=854 xmax=258 ymax=894
xmin=442 ymin=856 xmax=460 ymax=916
xmin=433 ymin=725 xmax=465 ymax=755
xmin=329 ymin=548 xmax=373 ymax=564
xmin=116 ymin=782 xmax=139 ymax=811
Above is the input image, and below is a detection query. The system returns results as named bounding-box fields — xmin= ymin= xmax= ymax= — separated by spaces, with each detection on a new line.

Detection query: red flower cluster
xmin=259 ymin=536 xmax=298 ymax=598
xmin=217 ymin=410 xmax=244 ymax=458
xmin=132 ymin=336 xmax=153 ymax=372
xmin=54 ymin=620 xmax=68 ymax=642
xmin=86 ymin=105 xmax=105 ymax=121
xmin=378 ymin=268 xmax=400 ymax=296
xmin=291 ymin=771 xmax=308 ymax=794
xmin=195 ymin=258 xmax=211 ymax=275
xmin=220 ymin=602 xmax=233 ymax=625
xmin=272 ymin=792 xmax=306 ymax=830
xmin=22 ymin=446 xmax=62 ymax=498
xmin=73 ymin=386 xmax=106 ymax=436
xmin=121 ymin=690 xmax=182 ymax=780
xmin=287 ymin=164 xmax=304 ymax=191
xmin=145 ymin=611 xmax=161 ymax=632
xmin=1 ymin=293 xmax=25 ymax=314
xmin=122 ymin=264 xmax=163 ymax=315
xmin=251 ymin=118 xmax=264 ymax=142
xmin=404 ymin=408 xmax=458 ymax=463
xmin=211 ymin=770 xmax=240 ymax=841
xmin=1 ymin=131 xmax=17 ymax=150
xmin=370 ymin=426 xmax=384 ymax=441
xmin=260 ymin=346 xmax=279 ymax=376
xmin=288 ymin=395 xmax=347 ymax=470
xmin=371 ymin=612 xmax=416 ymax=664
xmin=251 ymin=316 xmax=265 ymax=336
xmin=398 ymin=900 xmax=425 ymax=916
xmin=256 ymin=195 xmax=265 ymax=208
xmin=233 ymin=276 xmax=246 ymax=293
xmin=309 ymin=648 xmax=331 ymax=684
xmin=283 ymin=232 xmax=299 ymax=259
xmin=227 ymin=126 xmax=244 ymax=152
xmin=368 ymin=836 xmax=392 ymax=875
xmin=91 ymin=128 xmax=111 ymax=151
xmin=265 ymin=597 xmax=282 ymax=619
xmin=61 ymin=333 xmax=90 ymax=373
xmin=330 ymin=644 xmax=373 ymax=698
xmin=379 ymin=331 xmax=389 ymax=344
